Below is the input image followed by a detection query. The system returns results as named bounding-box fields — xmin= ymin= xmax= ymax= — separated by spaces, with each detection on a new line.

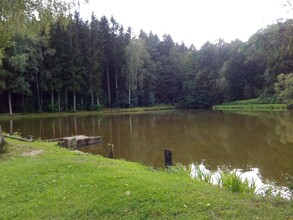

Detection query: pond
xmin=1 ymin=110 xmax=293 ymax=189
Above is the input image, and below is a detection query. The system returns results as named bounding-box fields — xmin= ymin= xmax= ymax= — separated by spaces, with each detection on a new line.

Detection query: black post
xmin=164 ymin=149 xmax=173 ymax=167
xmin=108 ymin=143 xmax=114 ymax=158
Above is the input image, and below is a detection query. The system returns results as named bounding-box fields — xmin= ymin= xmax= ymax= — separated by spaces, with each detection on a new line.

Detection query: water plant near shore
xmin=220 ymin=171 xmax=256 ymax=194
xmin=190 ymin=163 xmax=292 ymax=199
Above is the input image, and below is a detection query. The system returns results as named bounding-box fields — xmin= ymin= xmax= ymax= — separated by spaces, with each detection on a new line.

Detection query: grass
xmin=220 ymin=172 xmax=256 ymax=195
xmin=213 ymin=104 xmax=287 ymax=111
xmin=102 ymin=105 xmax=175 ymax=114
xmin=0 ymin=139 xmax=292 ymax=219
xmin=213 ymin=98 xmax=289 ymax=111
xmin=0 ymin=105 xmax=175 ymax=120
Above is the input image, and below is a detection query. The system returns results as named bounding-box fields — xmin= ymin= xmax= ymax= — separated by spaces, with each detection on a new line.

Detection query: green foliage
xmin=222 ymin=96 xmax=282 ymax=105
xmin=274 ymin=73 xmax=293 ymax=103
xmin=2 ymin=11 xmax=293 ymax=113
xmin=49 ymin=104 xmax=60 ymax=112
xmin=0 ymin=0 xmax=79 ymax=58
xmin=94 ymin=104 xmax=104 ymax=112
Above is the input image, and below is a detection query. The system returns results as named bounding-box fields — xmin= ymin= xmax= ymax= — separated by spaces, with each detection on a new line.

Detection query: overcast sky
xmin=78 ymin=0 xmax=292 ymax=49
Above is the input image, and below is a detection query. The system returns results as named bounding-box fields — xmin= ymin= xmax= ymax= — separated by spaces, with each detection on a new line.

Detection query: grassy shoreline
xmin=0 ymin=105 xmax=175 ymax=120
xmin=0 ymin=139 xmax=292 ymax=219
xmin=213 ymin=104 xmax=287 ymax=111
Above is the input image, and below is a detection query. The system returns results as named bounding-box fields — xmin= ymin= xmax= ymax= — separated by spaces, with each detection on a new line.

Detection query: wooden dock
xmin=44 ymin=135 xmax=101 ymax=149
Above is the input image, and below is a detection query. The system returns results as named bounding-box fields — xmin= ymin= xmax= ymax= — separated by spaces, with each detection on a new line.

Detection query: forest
xmin=1 ymin=9 xmax=293 ymax=114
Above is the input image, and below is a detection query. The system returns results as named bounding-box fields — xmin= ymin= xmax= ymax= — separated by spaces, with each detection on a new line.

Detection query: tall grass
xmin=191 ymin=164 xmax=257 ymax=195
xmin=219 ymin=171 xmax=256 ymax=195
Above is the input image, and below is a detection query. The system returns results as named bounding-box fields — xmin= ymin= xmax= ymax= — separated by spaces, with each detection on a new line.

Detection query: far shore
xmin=0 ymin=105 xmax=175 ymax=120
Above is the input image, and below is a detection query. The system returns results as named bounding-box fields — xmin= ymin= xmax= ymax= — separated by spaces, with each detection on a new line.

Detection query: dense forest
xmin=1 ymin=10 xmax=293 ymax=114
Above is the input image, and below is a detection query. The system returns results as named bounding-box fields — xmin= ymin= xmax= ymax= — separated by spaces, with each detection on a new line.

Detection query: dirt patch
xmin=22 ymin=150 xmax=44 ymax=157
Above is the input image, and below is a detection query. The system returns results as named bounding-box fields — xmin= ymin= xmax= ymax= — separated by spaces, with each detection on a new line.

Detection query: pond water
xmin=0 ymin=110 xmax=293 ymax=189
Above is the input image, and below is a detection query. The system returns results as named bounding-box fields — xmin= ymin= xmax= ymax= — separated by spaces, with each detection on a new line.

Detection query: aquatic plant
xmin=189 ymin=164 xmax=292 ymax=197
xmin=191 ymin=164 xmax=216 ymax=184
xmin=219 ymin=171 xmax=256 ymax=194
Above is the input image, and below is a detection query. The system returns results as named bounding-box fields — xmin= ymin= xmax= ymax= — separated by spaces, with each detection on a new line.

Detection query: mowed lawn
xmin=0 ymin=139 xmax=292 ymax=219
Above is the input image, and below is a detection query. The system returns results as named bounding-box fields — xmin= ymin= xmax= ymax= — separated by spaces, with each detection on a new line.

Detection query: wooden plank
xmin=58 ymin=135 xmax=101 ymax=148
xmin=3 ymin=134 xmax=34 ymax=142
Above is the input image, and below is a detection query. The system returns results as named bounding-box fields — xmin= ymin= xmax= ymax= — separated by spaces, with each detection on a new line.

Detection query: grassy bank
xmin=0 ymin=105 xmax=175 ymax=120
xmin=0 ymin=139 xmax=292 ymax=219
xmin=213 ymin=98 xmax=289 ymax=111
xmin=102 ymin=105 xmax=175 ymax=114
xmin=213 ymin=104 xmax=287 ymax=111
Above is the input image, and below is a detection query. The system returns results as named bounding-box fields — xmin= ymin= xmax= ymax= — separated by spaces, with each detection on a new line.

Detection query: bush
xmin=49 ymin=103 xmax=60 ymax=112
xmin=223 ymin=95 xmax=282 ymax=105
xmin=94 ymin=104 xmax=104 ymax=112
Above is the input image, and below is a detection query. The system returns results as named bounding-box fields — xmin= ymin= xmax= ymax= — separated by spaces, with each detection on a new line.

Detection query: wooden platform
xmin=45 ymin=135 xmax=102 ymax=149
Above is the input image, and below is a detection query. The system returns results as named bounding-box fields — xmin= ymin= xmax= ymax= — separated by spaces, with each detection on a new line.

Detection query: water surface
xmin=1 ymin=110 xmax=292 ymax=187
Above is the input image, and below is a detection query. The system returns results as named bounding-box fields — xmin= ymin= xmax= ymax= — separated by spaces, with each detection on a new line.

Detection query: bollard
xmin=164 ymin=149 xmax=173 ymax=167
xmin=108 ymin=143 xmax=114 ymax=158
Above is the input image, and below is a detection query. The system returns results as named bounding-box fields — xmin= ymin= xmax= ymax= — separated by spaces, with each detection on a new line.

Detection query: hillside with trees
xmin=1 ymin=9 xmax=293 ymax=114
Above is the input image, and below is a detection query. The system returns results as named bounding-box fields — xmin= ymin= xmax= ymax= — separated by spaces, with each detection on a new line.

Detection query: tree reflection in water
xmin=1 ymin=110 xmax=292 ymax=188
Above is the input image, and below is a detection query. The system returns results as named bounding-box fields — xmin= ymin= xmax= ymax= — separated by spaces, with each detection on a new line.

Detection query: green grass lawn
xmin=0 ymin=139 xmax=292 ymax=219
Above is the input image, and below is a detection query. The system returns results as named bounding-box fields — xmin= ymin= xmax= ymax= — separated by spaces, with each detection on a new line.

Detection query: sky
xmin=77 ymin=0 xmax=292 ymax=49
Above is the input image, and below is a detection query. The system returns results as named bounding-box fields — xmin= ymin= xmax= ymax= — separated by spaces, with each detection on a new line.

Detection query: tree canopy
xmin=1 ymin=3 xmax=293 ymax=114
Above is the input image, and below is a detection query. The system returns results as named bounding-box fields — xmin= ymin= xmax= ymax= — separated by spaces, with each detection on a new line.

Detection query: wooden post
xmin=164 ymin=149 xmax=173 ymax=167
xmin=108 ymin=143 xmax=114 ymax=158
xmin=0 ymin=126 xmax=5 ymax=148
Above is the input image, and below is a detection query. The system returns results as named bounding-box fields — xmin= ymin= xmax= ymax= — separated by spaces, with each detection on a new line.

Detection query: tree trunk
xmin=10 ymin=119 xmax=13 ymax=135
xmin=115 ymin=67 xmax=118 ymax=101
xmin=58 ymin=91 xmax=61 ymax=112
xmin=51 ymin=90 xmax=54 ymax=107
xmin=106 ymin=61 xmax=111 ymax=107
xmin=65 ymin=89 xmax=68 ymax=111
xmin=81 ymin=97 xmax=84 ymax=108
xmin=128 ymin=85 xmax=131 ymax=108
xmin=1 ymin=93 xmax=4 ymax=112
xmin=8 ymin=91 xmax=12 ymax=115
xmin=22 ymin=93 xmax=26 ymax=113
xmin=36 ymin=72 xmax=42 ymax=112
xmin=91 ymin=92 xmax=94 ymax=109
xmin=97 ymin=96 xmax=100 ymax=106
xmin=73 ymin=90 xmax=76 ymax=112
xmin=40 ymin=91 xmax=43 ymax=112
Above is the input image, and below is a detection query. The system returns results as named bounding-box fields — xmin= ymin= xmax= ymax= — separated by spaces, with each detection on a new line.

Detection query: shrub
xmin=94 ymin=104 xmax=104 ymax=112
